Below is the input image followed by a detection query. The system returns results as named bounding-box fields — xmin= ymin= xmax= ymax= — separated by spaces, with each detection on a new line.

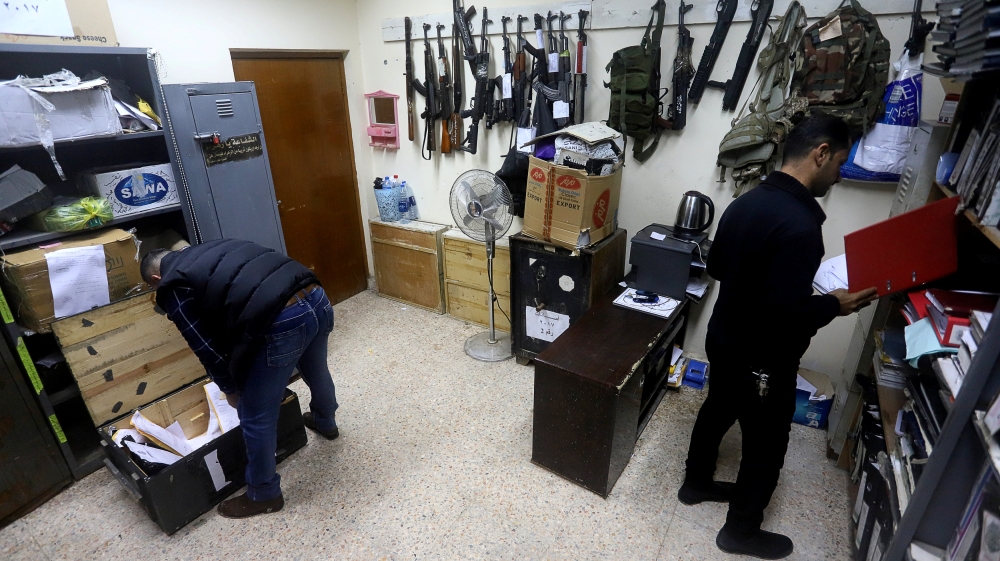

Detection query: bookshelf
xmin=935 ymin=182 xmax=1000 ymax=249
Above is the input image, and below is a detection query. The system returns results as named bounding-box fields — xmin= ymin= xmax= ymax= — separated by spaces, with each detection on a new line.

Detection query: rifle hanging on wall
xmin=481 ymin=9 xmax=498 ymax=130
xmin=573 ymin=10 xmax=589 ymax=125
xmin=436 ymin=23 xmax=454 ymax=153
xmin=706 ymin=0 xmax=773 ymax=111
xmin=667 ymin=1 xmax=694 ymax=129
xmin=688 ymin=0 xmax=738 ymax=103
xmin=451 ymin=23 xmax=465 ymax=148
xmin=412 ymin=23 xmax=440 ymax=159
xmin=453 ymin=0 xmax=489 ymax=154
xmin=496 ymin=16 xmax=515 ymax=125
xmin=404 ymin=17 xmax=417 ymax=142
xmin=903 ymin=0 xmax=934 ymax=54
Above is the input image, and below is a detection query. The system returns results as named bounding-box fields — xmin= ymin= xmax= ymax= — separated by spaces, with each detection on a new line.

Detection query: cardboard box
xmin=523 ymin=156 xmax=622 ymax=251
xmin=0 ymin=78 xmax=121 ymax=148
xmin=0 ymin=228 xmax=145 ymax=333
xmin=0 ymin=0 xmax=118 ymax=46
xmin=81 ymin=164 xmax=180 ymax=219
xmin=794 ymin=369 xmax=835 ymax=429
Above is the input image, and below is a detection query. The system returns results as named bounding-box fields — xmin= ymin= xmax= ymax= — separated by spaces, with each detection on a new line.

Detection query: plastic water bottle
xmin=404 ymin=182 xmax=419 ymax=221
xmin=397 ymin=177 xmax=411 ymax=223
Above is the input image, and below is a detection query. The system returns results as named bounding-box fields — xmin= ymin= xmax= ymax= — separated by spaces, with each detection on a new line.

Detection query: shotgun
xmin=668 ymin=1 xmax=694 ymax=129
xmin=573 ymin=10 xmax=589 ymax=125
xmin=706 ymin=0 xmax=773 ymax=111
xmin=450 ymin=23 xmax=464 ymax=148
xmin=688 ymin=0 xmax=738 ymax=103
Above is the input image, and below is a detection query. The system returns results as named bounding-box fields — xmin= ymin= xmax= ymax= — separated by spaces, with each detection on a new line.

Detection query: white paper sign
xmin=580 ymin=45 xmax=588 ymax=74
xmin=124 ymin=440 xmax=182 ymax=466
xmin=502 ymin=73 xmax=513 ymax=99
xmin=525 ymin=306 xmax=570 ymax=342
xmin=553 ymin=100 xmax=570 ymax=119
xmin=535 ymin=29 xmax=544 ymax=49
xmin=650 ymin=231 xmax=666 ymax=241
xmin=517 ymin=127 xmax=536 ymax=153
xmin=44 ymin=245 xmax=109 ymax=319
xmin=548 ymin=52 xmax=560 ymax=73
xmin=0 ymin=0 xmax=74 ymax=37
xmin=204 ymin=449 xmax=232 ymax=492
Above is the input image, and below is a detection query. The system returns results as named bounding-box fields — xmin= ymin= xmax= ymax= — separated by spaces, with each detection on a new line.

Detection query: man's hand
xmin=224 ymin=392 xmax=240 ymax=409
xmin=830 ymin=287 xmax=879 ymax=316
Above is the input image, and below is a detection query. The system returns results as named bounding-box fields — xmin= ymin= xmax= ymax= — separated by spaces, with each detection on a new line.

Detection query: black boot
xmin=716 ymin=522 xmax=793 ymax=559
xmin=677 ymin=479 xmax=737 ymax=505
xmin=303 ymin=412 xmax=339 ymax=440
xmin=217 ymin=493 xmax=284 ymax=519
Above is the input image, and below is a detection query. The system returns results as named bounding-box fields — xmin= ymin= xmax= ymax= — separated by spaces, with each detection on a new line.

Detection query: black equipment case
xmin=98 ymin=379 xmax=307 ymax=534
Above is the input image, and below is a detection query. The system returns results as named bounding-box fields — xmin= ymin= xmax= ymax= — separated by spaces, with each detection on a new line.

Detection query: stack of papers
xmin=127 ymin=382 xmax=239 ymax=458
xmin=973 ymin=310 xmax=993 ymax=343
xmin=813 ymin=254 xmax=848 ymax=294
xmin=904 ymin=317 xmax=959 ymax=368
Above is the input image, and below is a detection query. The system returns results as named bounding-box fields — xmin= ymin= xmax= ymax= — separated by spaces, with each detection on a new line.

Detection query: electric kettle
xmin=674 ymin=191 xmax=715 ymax=237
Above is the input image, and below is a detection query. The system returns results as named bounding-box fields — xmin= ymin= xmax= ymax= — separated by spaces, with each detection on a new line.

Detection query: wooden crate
xmin=443 ymin=229 xmax=511 ymax=331
xmin=51 ymin=292 xmax=205 ymax=426
xmin=370 ymin=219 xmax=449 ymax=313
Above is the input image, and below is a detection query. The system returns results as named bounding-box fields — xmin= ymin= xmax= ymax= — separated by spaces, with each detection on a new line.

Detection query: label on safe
xmin=525 ymin=306 xmax=570 ymax=343
xmin=202 ymin=133 xmax=264 ymax=167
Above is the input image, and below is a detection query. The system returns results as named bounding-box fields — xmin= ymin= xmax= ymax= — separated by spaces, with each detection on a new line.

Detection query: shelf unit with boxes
xmin=0 ymin=44 xmax=197 ymax=480
xmin=825 ymin=75 xmax=1000 ymax=560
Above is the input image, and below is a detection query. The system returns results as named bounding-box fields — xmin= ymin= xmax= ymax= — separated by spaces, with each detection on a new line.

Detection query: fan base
xmin=464 ymin=331 xmax=513 ymax=362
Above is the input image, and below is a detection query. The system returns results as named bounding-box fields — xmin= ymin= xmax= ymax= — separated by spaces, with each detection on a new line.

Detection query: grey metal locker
xmin=161 ymin=82 xmax=286 ymax=253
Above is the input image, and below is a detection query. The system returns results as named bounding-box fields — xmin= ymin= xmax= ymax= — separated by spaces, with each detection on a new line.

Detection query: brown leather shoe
xmin=217 ymin=493 xmax=284 ymax=519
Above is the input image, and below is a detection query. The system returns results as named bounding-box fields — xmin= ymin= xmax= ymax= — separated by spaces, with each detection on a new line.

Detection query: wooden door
xmin=232 ymin=52 xmax=367 ymax=304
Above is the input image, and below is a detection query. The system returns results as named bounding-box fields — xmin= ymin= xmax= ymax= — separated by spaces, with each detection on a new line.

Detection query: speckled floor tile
xmin=1 ymin=289 xmax=854 ymax=561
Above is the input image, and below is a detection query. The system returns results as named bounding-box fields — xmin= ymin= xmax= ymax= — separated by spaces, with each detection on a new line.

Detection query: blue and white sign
xmin=82 ymin=163 xmax=179 ymax=219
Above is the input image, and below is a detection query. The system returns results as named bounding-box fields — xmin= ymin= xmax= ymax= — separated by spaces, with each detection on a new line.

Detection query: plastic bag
xmin=26 ymin=196 xmax=113 ymax=232
xmin=841 ymin=52 xmax=923 ymax=183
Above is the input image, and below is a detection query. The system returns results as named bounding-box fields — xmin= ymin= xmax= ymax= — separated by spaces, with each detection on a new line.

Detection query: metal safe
xmin=162 ymin=82 xmax=286 ymax=253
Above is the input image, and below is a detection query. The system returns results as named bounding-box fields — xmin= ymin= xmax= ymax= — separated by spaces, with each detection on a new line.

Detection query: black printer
xmin=629 ymin=224 xmax=711 ymax=300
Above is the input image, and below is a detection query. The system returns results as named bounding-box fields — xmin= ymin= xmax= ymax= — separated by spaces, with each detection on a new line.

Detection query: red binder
xmin=845 ymin=196 xmax=960 ymax=297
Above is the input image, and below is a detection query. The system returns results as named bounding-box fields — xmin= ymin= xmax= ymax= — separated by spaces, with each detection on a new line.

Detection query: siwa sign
xmin=115 ymin=173 xmax=171 ymax=207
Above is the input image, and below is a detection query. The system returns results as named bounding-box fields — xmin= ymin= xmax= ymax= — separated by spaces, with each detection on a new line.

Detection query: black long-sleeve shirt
xmin=706 ymin=171 xmax=840 ymax=372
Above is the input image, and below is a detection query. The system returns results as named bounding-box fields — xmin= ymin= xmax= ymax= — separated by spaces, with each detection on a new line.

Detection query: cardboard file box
xmin=0 ymin=228 xmax=145 ymax=333
xmin=99 ymin=379 xmax=307 ymax=534
xmin=0 ymin=77 xmax=121 ymax=148
xmin=794 ymin=369 xmax=835 ymax=429
xmin=80 ymin=163 xmax=180 ymax=219
xmin=523 ymin=156 xmax=622 ymax=251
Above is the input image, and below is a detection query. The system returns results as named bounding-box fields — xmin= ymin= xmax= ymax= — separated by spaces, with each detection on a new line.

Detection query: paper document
xmin=115 ymin=100 xmax=160 ymax=131
xmin=670 ymin=345 xmax=683 ymax=366
xmin=205 ymin=382 xmax=241 ymax=433
xmin=686 ymin=277 xmax=709 ymax=299
xmin=124 ymin=440 xmax=182 ymax=466
xmin=0 ymin=0 xmax=74 ymax=37
xmin=112 ymin=429 xmax=148 ymax=447
xmin=44 ymin=245 xmax=110 ymax=319
xmin=813 ymin=254 xmax=849 ymax=294
xmin=525 ymin=307 xmax=571 ymax=343
xmin=613 ymin=288 xmax=681 ymax=320
xmin=904 ymin=317 xmax=958 ymax=367
xmin=204 ymin=449 xmax=232 ymax=492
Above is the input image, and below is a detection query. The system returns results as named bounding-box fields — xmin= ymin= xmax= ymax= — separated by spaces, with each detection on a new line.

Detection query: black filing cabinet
xmin=510 ymin=229 xmax=627 ymax=364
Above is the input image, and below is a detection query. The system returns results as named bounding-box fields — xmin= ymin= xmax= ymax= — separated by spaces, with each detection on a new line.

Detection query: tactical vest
xmin=605 ymin=0 xmax=666 ymax=163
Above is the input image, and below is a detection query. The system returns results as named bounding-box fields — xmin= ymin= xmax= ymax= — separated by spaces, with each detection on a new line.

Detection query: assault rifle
xmin=453 ymin=0 xmax=488 ymax=154
xmin=411 ymin=23 xmax=439 ymax=157
xmin=707 ymin=0 xmax=772 ymax=111
xmin=667 ymin=1 xmax=694 ymax=130
xmin=545 ymin=12 xmax=560 ymax=83
xmin=436 ymin=23 xmax=454 ymax=153
xmin=513 ymin=15 xmax=530 ymax=126
xmin=496 ymin=16 xmax=515 ymax=124
xmin=534 ymin=12 xmax=573 ymax=127
xmin=903 ymin=0 xmax=935 ymax=54
xmin=688 ymin=0 xmax=737 ymax=103
xmin=404 ymin=17 xmax=417 ymax=142
xmin=572 ymin=10 xmax=589 ymax=125
xmin=450 ymin=23 xmax=464 ymax=148
xmin=480 ymin=9 xmax=498 ymax=130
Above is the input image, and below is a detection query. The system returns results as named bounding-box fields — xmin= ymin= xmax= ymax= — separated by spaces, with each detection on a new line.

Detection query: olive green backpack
xmin=605 ymin=0 xmax=666 ymax=163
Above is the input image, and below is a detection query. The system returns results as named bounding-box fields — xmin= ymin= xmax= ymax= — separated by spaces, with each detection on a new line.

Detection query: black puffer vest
xmin=156 ymin=239 xmax=318 ymax=384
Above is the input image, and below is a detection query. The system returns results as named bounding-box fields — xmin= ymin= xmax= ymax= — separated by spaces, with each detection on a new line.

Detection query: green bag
xmin=27 ymin=196 xmax=113 ymax=232
xmin=605 ymin=0 xmax=666 ymax=163
xmin=789 ymin=0 xmax=891 ymax=134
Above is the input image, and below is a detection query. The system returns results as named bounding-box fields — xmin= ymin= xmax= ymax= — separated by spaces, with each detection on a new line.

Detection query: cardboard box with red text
xmin=523 ymin=156 xmax=622 ymax=251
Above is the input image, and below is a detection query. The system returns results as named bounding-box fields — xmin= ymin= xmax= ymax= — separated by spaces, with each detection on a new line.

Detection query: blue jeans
xmin=238 ymin=287 xmax=338 ymax=501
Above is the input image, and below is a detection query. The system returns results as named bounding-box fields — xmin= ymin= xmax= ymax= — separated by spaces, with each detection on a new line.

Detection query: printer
xmin=629 ymin=224 xmax=711 ymax=300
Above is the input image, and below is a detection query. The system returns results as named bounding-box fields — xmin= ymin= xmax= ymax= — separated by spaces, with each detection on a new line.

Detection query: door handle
xmin=194 ymin=131 xmax=221 ymax=144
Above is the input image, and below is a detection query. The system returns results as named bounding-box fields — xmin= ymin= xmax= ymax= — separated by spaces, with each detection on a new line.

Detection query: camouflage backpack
xmin=605 ymin=0 xmax=666 ymax=163
xmin=789 ymin=0 xmax=891 ymax=134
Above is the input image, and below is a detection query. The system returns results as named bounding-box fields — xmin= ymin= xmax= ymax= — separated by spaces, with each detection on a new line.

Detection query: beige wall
xmin=106 ymin=0 xmax=940 ymax=381
xmin=106 ymin=0 xmax=377 ymax=270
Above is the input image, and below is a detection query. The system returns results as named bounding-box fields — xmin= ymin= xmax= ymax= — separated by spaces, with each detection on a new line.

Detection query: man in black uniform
xmin=679 ymin=113 xmax=878 ymax=559
xmin=141 ymin=239 xmax=340 ymax=519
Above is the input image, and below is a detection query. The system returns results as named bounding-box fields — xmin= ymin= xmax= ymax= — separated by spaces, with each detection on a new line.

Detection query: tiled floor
xmin=1 ymin=290 xmax=853 ymax=560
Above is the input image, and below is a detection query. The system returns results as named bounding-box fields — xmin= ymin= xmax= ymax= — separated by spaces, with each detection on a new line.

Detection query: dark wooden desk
xmin=531 ymin=290 xmax=687 ymax=497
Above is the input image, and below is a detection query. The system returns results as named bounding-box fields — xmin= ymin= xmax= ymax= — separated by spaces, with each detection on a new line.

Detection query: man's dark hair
xmin=141 ymin=248 xmax=172 ymax=284
xmin=783 ymin=111 xmax=853 ymax=162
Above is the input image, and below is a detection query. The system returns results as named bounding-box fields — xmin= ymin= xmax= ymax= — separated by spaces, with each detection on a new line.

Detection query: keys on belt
xmin=752 ymin=369 xmax=770 ymax=399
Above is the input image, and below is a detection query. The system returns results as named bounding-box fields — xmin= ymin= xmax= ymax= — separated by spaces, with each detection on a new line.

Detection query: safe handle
xmin=104 ymin=458 xmax=142 ymax=501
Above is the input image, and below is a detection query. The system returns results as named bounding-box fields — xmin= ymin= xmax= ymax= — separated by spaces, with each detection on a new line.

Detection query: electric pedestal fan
xmin=449 ymin=170 xmax=514 ymax=362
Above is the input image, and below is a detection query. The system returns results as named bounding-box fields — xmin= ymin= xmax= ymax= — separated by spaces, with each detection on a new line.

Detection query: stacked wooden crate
xmin=51 ymin=292 xmax=204 ymax=426
xmin=369 ymin=219 xmax=450 ymax=313
xmin=443 ymin=229 xmax=511 ymax=331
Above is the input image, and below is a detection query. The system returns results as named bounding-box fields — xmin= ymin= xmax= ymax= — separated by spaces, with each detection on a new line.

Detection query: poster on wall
xmin=0 ymin=0 xmax=117 ymax=46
